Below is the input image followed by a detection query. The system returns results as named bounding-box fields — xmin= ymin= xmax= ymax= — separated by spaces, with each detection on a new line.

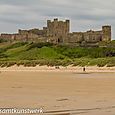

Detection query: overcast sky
xmin=0 ymin=0 xmax=114 ymax=39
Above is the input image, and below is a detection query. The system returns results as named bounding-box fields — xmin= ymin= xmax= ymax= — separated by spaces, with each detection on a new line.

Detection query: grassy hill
xmin=0 ymin=41 xmax=115 ymax=67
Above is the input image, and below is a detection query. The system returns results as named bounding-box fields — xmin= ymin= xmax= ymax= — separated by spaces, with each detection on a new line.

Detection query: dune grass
xmin=0 ymin=41 xmax=115 ymax=67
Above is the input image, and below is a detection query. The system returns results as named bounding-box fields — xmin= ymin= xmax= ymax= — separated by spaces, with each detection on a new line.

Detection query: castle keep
xmin=0 ymin=18 xmax=111 ymax=46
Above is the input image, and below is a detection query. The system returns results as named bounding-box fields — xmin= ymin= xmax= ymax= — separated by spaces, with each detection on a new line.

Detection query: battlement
xmin=47 ymin=18 xmax=69 ymax=23
xmin=102 ymin=25 xmax=111 ymax=28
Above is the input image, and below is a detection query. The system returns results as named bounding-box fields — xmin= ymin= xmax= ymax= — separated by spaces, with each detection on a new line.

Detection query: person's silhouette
xmin=83 ymin=67 xmax=86 ymax=72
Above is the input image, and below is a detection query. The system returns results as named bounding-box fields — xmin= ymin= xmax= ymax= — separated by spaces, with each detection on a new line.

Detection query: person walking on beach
xmin=83 ymin=67 xmax=86 ymax=72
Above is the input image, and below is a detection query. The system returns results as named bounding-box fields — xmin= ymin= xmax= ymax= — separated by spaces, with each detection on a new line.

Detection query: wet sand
xmin=0 ymin=71 xmax=115 ymax=115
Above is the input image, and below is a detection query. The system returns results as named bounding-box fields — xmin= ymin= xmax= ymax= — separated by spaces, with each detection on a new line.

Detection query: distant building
xmin=0 ymin=18 xmax=111 ymax=46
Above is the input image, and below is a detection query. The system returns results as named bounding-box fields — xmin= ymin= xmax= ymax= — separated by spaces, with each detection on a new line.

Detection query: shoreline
xmin=0 ymin=65 xmax=115 ymax=72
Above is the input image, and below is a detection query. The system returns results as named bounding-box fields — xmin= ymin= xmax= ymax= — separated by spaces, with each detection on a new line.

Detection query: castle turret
xmin=66 ymin=20 xmax=70 ymax=34
xmin=47 ymin=20 xmax=51 ymax=36
xmin=47 ymin=20 xmax=51 ymax=28
xmin=102 ymin=25 xmax=111 ymax=42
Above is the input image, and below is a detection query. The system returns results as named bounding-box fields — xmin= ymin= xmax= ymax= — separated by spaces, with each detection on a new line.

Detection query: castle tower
xmin=102 ymin=26 xmax=111 ymax=42
xmin=66 ymin=20 xmax=70 ymax=34
xmin=46 ymin=18 xmax=70 ymax=43
xmin=47 ymin=20 xmax=51 ymax=36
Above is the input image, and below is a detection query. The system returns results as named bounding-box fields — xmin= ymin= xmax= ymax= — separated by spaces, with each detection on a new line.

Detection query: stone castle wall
xmin=0 ymin=18 xmax=112 ymax=45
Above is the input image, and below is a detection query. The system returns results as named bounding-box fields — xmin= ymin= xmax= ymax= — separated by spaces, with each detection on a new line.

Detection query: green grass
xmin=0 ymin=41 xmax=115 ymax=67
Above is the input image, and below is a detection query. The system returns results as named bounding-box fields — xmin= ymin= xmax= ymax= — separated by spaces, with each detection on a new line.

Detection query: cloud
xmin=0 ymin=0 xmax=114 ymax=39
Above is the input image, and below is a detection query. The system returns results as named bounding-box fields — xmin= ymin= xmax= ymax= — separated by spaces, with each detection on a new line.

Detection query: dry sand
xmin=0 ymin=66 xmax=115 ymax=115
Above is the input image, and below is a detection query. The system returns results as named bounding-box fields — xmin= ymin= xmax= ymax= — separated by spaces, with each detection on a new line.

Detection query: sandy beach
xmin=0 ymin=66 xmax=115 ymax=115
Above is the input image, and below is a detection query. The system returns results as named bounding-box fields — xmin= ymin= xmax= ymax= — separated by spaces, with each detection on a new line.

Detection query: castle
xmin=0 ymin=18 xmax=111 ymax=46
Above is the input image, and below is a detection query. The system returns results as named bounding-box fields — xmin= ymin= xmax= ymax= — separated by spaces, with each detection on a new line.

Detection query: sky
xmin=0 ymin=0 xmax=114 ymax=39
